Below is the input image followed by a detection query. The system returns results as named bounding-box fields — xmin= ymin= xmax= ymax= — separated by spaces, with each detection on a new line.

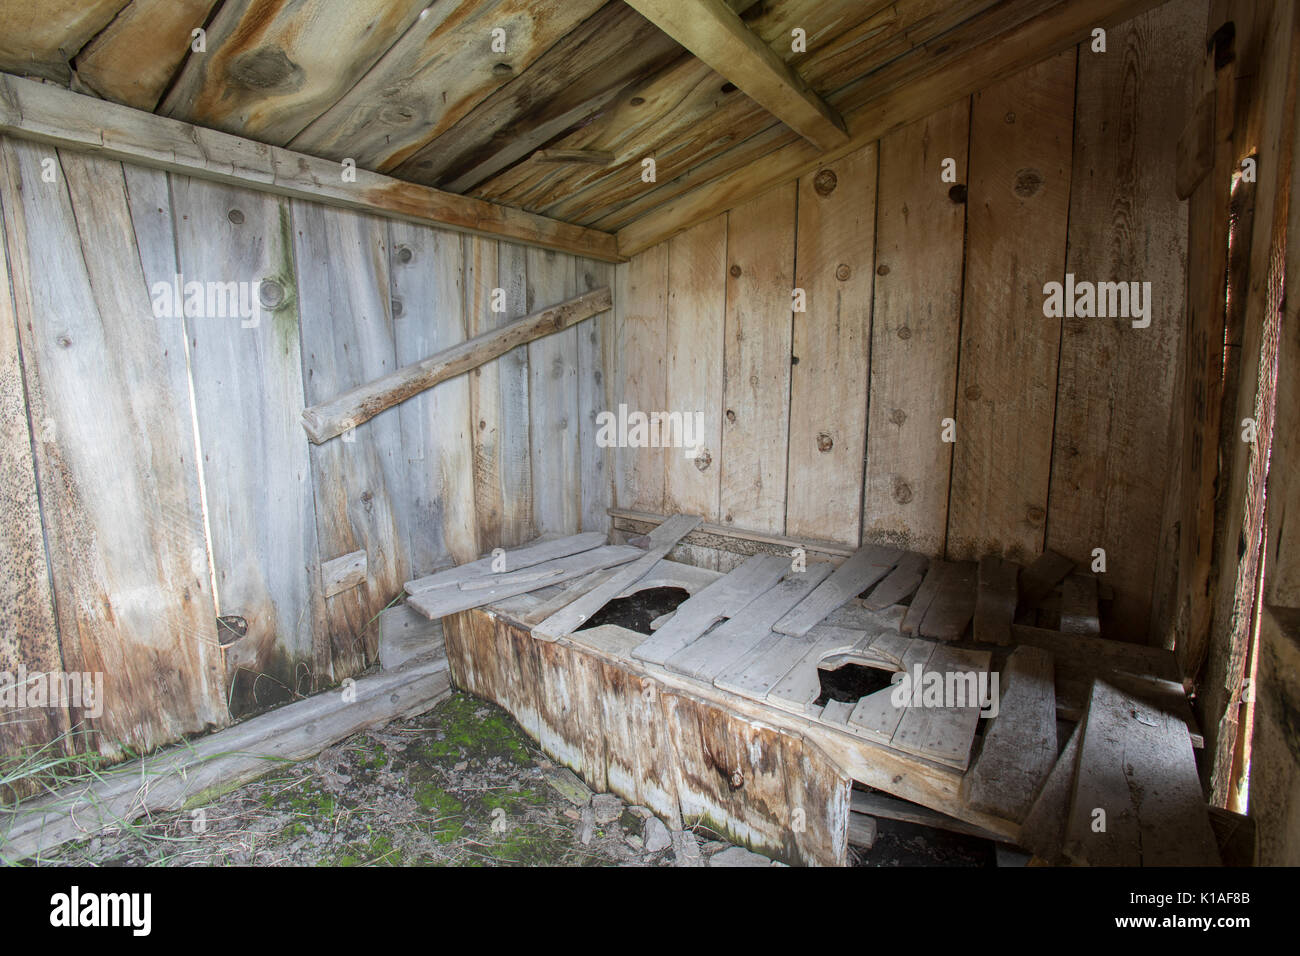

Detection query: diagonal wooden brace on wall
xmin=301 ymin=287 xmax=611 ymax=443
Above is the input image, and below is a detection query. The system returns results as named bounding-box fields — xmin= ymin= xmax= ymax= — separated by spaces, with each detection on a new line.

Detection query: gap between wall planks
xmin=609 ymin=13 xmax=1198 ymax=643
xmin=1045 ymin=1 xmax=1203 ymax=641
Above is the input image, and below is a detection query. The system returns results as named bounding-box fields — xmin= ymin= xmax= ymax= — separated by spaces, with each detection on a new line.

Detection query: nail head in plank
xmin=964 ymin=646 xmax=1057 ymax=822
xmin=633 ymin=553 xmax=789 ymax=665
xmin=774 ymin=544 xmax=903 ymax=636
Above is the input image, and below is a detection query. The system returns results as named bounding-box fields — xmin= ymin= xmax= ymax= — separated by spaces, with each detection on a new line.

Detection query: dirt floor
xmin=23 ymin=690 xmax=1001 ymax=867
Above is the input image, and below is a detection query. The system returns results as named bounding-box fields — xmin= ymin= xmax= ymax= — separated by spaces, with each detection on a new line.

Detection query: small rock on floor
xmin=591 ymin=793 xmax=623 ymax=825
xmin=643 ymin=816 xmax=672 ymax=853
xmin=671 ymin=829 xmax=704 ymax=867
xmin=709 ymin=846 xmax=771 ymax=867
xmin=579 ymin=807 xmax=595 ymax=845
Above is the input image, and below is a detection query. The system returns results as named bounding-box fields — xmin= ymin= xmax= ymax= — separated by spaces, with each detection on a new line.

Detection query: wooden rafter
xmin=0 ymin=73 xmax=623 ymax=262
xmin=623 ymin=0 xmax=848 ymax=152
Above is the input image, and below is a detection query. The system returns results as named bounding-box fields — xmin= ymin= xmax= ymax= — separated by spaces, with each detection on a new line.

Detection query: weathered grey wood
xmin=458 ymin=566 xmax=566 ymax=591
xmin=862 ymin=552 xmax=929 ymax=610
xmin=890 ymin=645 xmax=991 ymax=769
xmin=532 ymin=514 xmax=702 ymax=640
xmin=1063 ymin=679 xmax=1220 ymax=865
xmin=847 ymin=810 xmax=878 ymax=849
xmin=901 ymin=559 xmax=948 ymax=634
xmin=408 ymin=545 xmax=642 ymax=620
xmin=633 ymin=554 xmax=789 ymax=666
xmin=0 ymin=654 xmax=451 ymax=864
xmin=322 ymin=550 xmax=368 ymax=598
xmin=917 ymin=560 xmax=978 ymax=640
xmin=964 ymin=646 xmax=1057 ymax=821
xmin=1019 ymin=719 xmax=1083 ymax=862
xmin=1019 ymin=549 xmax=1075 ymax=607
xmin=713 ymin=632 xmax=812 ymax=702
xmin=0 ymin=73 xmax=622 ymax=261
xmin=774 ymin=544 xmax=903 ymax=636
xmin=665 ymin=563 xmax=833 ymax=681
xmin=1059 ymin=573 xmax=1100 ymax=635
xmin=847 ymin=640 xmax=938 ymax=744
xmin=822 ymin=698 xmax=855 ymax=726
xmin=404 ymin=532 xmax=607 ymax=594
xmin=850 ymin=789 xmax=1014 ymax=845
xmin=167 ymin=173 xmax=325 ymax=713
xmin=767 ymin=626 xmax=875 ymax=713
xmin=609 ymin=507 xmax=856 ymax=560
xmin=389 ymin=219 xmax=479 ymax=574
xmin=576 ymin=259 xmax=615 ymax=535
xmin=294 ymin=201 xmax=407 ymax=675
xmin=1011 ymin=624 xmax=1181 ymax=684
xmin=1 ymin=141 xmax=226 ymax=750
xmin=974 ymin=555 xmax=1019 ymax=645
xmin=378 ymin=604 xmax=445 ymax=671
xmin=519 ymin=567 xmax=619 ymax=628
xmin=302 ymin=287 xmax=611 ymax=443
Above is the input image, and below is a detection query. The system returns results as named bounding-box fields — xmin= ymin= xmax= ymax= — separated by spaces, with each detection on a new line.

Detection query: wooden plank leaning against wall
xmin=609 ymin=10 xmax=1198 ymax=645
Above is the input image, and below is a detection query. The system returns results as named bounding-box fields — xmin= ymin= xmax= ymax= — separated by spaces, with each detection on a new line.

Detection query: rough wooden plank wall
xmin=527 ymin=246 xmax=580 ymax=536
xmin=1046 ymin=1 xmax=1202 ymax=640
xmin=0 ymin=139 xmax=226 ymax=755
xmin=168 ymin=175 xmax=325 ymax=716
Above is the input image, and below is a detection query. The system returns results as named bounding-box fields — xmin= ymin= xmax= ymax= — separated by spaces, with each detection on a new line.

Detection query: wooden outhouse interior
xmin=0 ymin=0 xmax=1297 ymax=866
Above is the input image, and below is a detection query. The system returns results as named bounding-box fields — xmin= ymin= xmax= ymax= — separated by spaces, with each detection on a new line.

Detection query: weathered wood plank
xmin=666 ymin=563 xmax=833 ymax=681
xmin=1019 ymin=718 xmax=1083 ymax=862
xmin=0 ymin=74 xmax=621 ymax=261
xmin=1063 ymin=678 xmax=1220 ymax=865
xmin=321 ymin=550 xmax=367 ymax=599
xmin=1059 ymin=573 xmax=1100 ymax=636
xmin=614 ymin=243 xmax=669 ymax=513
xmin=0 ymin=0 xmax=126 ymax=83
xmin=916 ymin=560 xmax=978 ymax=641
xmin=890 ymin=645 xmax=990 ymax=769
xmin=1046 ymin=1 xmax=1200 ymax=640
xmin=526 ymin=247 xmax=581 ymax=536
xmin=768 ymin=624 xmax=890 ymax=714
xmin=846 ymin=640 xmax=938 ymax=744
xmin=405 ymin=533 xmax=607 ymax=595
xmin=663 ymin=215 xmax=727 ymax=523
xmin=388 ymin=219 xmax=480 ymax=573
xmin=633 ymin=554 xmax=789 ymax=665
xmin=719 ymin=184 xmax=796 ymax=534
xmin=302 ymin=287 xmax=610 ymax=444
xmin=901 ymin=559 xmax=948 ymax=634
xmin=974 ymin=555 xmax=1019 ymax=645
xmin=862 ymin=552 xmax=929 ymax=611
xmin=623 ymin=0 xmax=848 ymax=151
xmin=532 ymin=514 xmax=702 ymax=640
xmin=576 ymin=259 xmax=615 ymax=535
xmin=294 ymin=201 xmax=407 ymax=675
xmin=774 ymin=544 xmax=902 ymax=637
xmin=863 ymin=99 xmax=969 ymax=556
xmin=0 ymin=143 xmax=66 ymax=766
xmin=1012 ymin=623 xmax=1181 ymax=685
xmin=1 ymin=141 xmax=226 ymax=751
xmin=964 ymin=646 xmax=1057 ymax=821
xmin=409 ymin=545 xmax=643 ymax=620
xmin=1019 ymin=549 xmax=1075 ymax=608
xmin=947 ymin=51 xmax=1075 ymax=560
xmin=786 ymin=144 xmax=875 ymax=544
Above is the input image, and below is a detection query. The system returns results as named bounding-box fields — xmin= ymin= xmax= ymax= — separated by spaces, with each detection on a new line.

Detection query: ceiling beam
xmin=0 ymin=73 xmax=623 ymax=262
xmin=623 ymin=0 xmax=849 ymax=152
xmin=616 ymin=0 xmax=1166 ymax=257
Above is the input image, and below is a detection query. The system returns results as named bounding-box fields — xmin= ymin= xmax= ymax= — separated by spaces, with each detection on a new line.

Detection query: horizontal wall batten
xmin=0 ymin=73 xmax=624 ymax=262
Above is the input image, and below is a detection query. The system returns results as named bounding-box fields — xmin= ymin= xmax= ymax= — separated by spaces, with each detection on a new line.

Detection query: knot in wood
xmin=816 ymin=432 xmax=833 ymax=452
xmin=813 ymin=169 xmax=838 ymax=196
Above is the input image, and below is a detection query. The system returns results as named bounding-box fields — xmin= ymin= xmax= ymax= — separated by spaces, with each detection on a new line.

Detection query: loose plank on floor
xmin=404 ymin=531 xmax=606 ymax=594
xmin=974 ymin=555 xmax=1019 ymax=645
xmin=901 ymin=559 xmax=948 ymax=634
xmin=774 ymin=544 xmax=902 ymax=636
xmin=1019 ymin=719 xmax=1083 ymax=863
xmin=408 ymin=545 xmax=641 ymax=620
xmin=1059 ymin=573 xmax=1100 ymax=635
xmin=916 ymin=560 xmax=978 ymax=640
xmin=890 ymin=645 xmax=990 ymax=769
xmin=532 ymin=514 xmax=702 ymax=640
xmin=665 ymin=563 xmax=833 ymax=681
xmin=1062 ymin=678 xmax=1219 ymax=865
xmin=862 ymin=552 xmax=928 ymax=610
xmin=964 ymin=646 xmax=1057 ymax=822
xmin=1019 ymin=549 xmax=1075 ymax=607
xmin=633 ymin=553 xmax=788 ymax=665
